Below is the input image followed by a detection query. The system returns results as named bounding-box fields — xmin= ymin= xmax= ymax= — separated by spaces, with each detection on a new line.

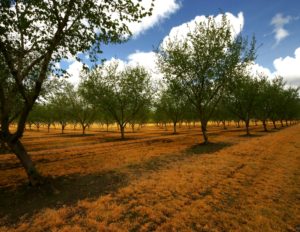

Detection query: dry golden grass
xmin=0 ymin=123 xmax=299 ymax=231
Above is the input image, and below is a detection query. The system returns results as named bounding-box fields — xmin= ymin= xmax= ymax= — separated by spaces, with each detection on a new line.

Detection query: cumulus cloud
xmin=128 ymin=0 xmax=180 ymax=37
xmin=66 ymin=60 xmax=84 ymax=86
xmin=127 ymin=51 xmax=162 ymax=81
xmin=162 ymin=12 xmax=244 ymax=46
xmin=273 ymin=47 xmax=300 ymax=85
xmin=247 ymin=63 xmax=273 ymax=77
xmin=270 ymin=13 xmax=298 ymax=46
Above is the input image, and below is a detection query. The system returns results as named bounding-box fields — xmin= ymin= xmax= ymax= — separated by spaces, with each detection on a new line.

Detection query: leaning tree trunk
xmin=200 ymin=120 xmax=209 ymax=144
xmin=7 ymin=139 xmax=42 ymax=186
xmin=222 ymin=120 xmax=227 ymax=130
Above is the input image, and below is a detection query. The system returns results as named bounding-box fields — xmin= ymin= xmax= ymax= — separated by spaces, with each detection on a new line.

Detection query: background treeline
xmin=26 ymin=70 xmax=300 ymax=140
xmin=26 ymin=17 xmax=300 ymax=142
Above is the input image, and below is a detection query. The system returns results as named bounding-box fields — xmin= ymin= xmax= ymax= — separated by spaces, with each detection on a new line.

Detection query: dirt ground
xmin=0 ymin=123 xmax=299 ymax=231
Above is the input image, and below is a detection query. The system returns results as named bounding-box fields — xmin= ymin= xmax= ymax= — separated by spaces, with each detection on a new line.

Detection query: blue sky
xmin=67 ymin=0 xmax=300 ymax=86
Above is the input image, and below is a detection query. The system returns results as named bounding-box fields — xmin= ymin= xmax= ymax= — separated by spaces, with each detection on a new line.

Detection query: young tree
xmin=50 ymin=90 xmax=72 ymax=134
xmin=224 ymin=73 xmax=260 ymax=135
xmin=157 ymin=15 xmax=255 ymax=143
xmin=71 ymin=85 xmax=97 ymax=135
xmin=157 ymin=86 xmax=187 ymax=134
xmin=0 ymin=1 xmax=152 ymax=185
xmin=82 ymin=62 xmax=152 ymax=139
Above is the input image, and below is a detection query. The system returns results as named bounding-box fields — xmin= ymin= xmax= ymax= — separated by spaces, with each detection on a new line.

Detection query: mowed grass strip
xmin=0 ymin=124 xmax=299 ymax=231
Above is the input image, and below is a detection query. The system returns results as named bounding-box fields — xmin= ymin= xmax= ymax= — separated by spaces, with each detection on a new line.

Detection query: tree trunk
xmin=82 ymin=125 xmax=86 ymax=135
xmin=61 ymin=124 xmax=65 ymax=134
xmin=131 ymin=123 xmax=135 ymax=132
xmin=173 ymin=122 xmax=177 ymax=134
xmin=285 ymin=120 xmax=288 ymax=126
xmin=120 ymin=125 xmax=125 ymax=139
xmin=200 ymin=120 xmax=208 ymax=144
xmin=280 ymin=120 xmax=284 ymax=127
xmin=273 ymin=120 xmax=277 ymax=129
xmin=245 ymin=120 xmax=250 ymax=135
xmin=222 ymin=120 xmax=227 ymax=130
xmin=47 ymin=123 xmax=50 ymax=133
xmin=262 ymin=120 xmax=268 ymax=132
xmin=7 ymin=139 xmax=42 ymax=186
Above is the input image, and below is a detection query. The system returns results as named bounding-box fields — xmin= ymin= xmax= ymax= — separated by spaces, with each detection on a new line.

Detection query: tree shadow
xmin=58 ymin=133 xmax=96 ymax=138
xmin=186 ymin=142 xmax=232 ymax=155
xmin=238 ymin=134 xmax=263 ymax=138
xmin=0 ymin=170 xmax=128 ymax=226
xmin=127 ymin=142 xmax=233 ymax=175
xmin=0 ymin=141 xmax=232 ymax=226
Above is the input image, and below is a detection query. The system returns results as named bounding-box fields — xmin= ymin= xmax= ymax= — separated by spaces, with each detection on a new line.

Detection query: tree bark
xmin=173 ymin=122 xmax=177 ymax=134
xmin=222 ymin=120 xmax=227 ymax=130
xmin=273 ymin=120 xmax=277 ymax=129
xmin=262 ymin=120 xmax=268 ymax=132
xmin=82 ymin=125 xmax=86 ymax=135
xmin=200 ymin=120 xmax=208 ymax=144
xmin=7 ymin=139 xmax=42 ymax=186
xmin=245 ymin=119 xmax=250 ymax=135
xmin=120 ymin=125 xmax=125 ymax=139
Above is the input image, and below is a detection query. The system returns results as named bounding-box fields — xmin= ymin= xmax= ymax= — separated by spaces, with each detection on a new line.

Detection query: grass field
xmin=0 ymin=123 xmax=299 ymax=231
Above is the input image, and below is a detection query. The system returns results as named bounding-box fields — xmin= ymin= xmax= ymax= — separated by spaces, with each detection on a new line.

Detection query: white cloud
xmin=248 ymin=63 xmax=273 ymax=77
xmin=66 ymin=60 xmax=84 ymax=86
xmin=273 ymin=47 xmax=300 ymax=85
xmin=127 ymin=51 xmax=162 ymax=81
xmin=270 ymin=13 xmax=296 ymax=45
xmin=162 ymin=12 xmax=244 ymax=46
xmin=128 ymin=0 xmax=180 ymax=37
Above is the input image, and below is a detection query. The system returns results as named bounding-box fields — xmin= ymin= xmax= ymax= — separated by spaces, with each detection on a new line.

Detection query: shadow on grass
xmin=0 ymin=141 xmax=232 ymax=226
xmin=58 ymin=133 xmax=96 ymax=138
xmin=127 ymin=142 xmax=233 ymax=174
xmin=238 ymin=133 xmax=263 ymax=138
xmin=186 ymin=142 xmax=232 ymax=155
xmin=0 ymin=170 xmax=128 ymax=226
xmin=101 ymin=137 xmax=137 ymax=142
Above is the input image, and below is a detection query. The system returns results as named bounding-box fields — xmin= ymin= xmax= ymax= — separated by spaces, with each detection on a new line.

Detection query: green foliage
xmin=155 ymin=84 xmax=188 ymax=133
xmin=81 ymin=61 xmax=153 ymax=138
xmin=0 ymin=0 xmax=153 ymax=183
xmin=224 ymin=73 xmax=260 ymax=134
xmin=157 ymin=15 xmax=256 ymax=142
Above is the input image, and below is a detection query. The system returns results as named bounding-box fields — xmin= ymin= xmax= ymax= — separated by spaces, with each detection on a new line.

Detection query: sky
xmin=66 ymin=0 xmax=300 ymax=86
